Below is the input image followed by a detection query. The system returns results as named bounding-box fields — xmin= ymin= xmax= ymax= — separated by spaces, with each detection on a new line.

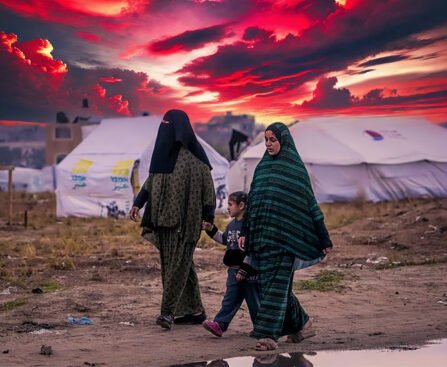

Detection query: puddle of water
xmin=167 ymin=339 xmax=447 ymax=367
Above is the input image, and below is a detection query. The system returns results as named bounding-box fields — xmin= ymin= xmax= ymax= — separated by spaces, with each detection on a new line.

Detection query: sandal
xmin=255 ymin=338 xmax=278 ymax=351
xmin=156 ymin=314 xmax=174 ymax=330
xmin=286 ymin=318 xmax=316 ymax=343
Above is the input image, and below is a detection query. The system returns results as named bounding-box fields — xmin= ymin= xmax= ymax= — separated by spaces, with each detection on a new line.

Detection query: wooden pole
xmin=0 ymin=165 xmax=14 ymax=225
xmin=8 ymin=167 xmax=13 ymax=225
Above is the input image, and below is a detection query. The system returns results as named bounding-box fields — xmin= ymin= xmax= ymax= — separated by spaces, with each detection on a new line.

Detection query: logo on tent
xmin=71 ymin=159 xmax=94 ymax=174
xmin=364 ymin=130 xmax=384 ymax=141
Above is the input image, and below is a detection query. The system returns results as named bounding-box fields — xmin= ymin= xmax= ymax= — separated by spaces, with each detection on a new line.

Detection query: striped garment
xmin=252 ymin=246 xmax=308 ymax=340
xmin=246 ymin=122 xmax=324 ymax=341
xmin=246 ymin=122 xmax=325 ymax=261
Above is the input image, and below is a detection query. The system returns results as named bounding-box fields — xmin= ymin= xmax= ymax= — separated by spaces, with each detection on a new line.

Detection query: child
xmin=201 ymin=191 xmax=259 ymax=337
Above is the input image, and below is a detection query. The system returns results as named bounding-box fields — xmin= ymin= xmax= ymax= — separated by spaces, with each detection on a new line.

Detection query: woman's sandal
xmin=255 ymin=338 xmax=278 ymax=351
xmin=286 ymin=318 xmax=316 ymax=343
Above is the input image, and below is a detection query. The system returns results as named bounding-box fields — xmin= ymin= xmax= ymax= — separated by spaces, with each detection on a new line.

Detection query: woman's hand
xmin=202 ymin=221 xmax=213 ymax=231
xmin=237 ymin=236 xmax=246 ymax=250
xmin=129 ymin=206 xmax=140 ymax=222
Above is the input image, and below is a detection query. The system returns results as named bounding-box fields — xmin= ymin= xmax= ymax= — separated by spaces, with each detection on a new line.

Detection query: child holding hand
xmin=202 ymin=191 xmax=259 ymax=337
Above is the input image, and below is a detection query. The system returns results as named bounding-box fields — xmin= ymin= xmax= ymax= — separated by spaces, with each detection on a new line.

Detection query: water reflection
xmin=167 ymin=339 xmax=447 ymax=367
xmin=253 ymin=352 xmax=313 ymax=367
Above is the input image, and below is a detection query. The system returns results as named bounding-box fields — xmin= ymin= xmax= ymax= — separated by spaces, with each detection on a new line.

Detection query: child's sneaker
xmin=202 ymin=320 xmax=223 ymax=337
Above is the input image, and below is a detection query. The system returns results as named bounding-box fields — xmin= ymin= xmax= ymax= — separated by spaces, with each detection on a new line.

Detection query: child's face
xmin=227 ymin=199 xmax=245 ymax=218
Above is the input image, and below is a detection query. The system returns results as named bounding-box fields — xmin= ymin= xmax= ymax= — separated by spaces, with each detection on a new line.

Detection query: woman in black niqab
xmin=149 ymin=109 xmax=211 ymax=174
xmin=129 ymin=109 xmax=216 ymax=330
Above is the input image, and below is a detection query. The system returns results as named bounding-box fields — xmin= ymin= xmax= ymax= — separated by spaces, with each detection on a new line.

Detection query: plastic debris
xmin=0 ymin=286 xmax=18 ymax=295
xmin=30 ymin=329 xmax=52 ymax=335
xmin=67 ymin=316 xmax=93 ymax=325
xmin=366 ymin=256 xmax=389 ymax=265
xmin=119 ymin=321 xmax=135 ymax=327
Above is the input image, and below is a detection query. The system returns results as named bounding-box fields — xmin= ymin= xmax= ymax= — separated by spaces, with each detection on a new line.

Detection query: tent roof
xmin=65 ymin=116 xmax=158 ymax=157
xmin=58 ymin=115 xmax=229 ymax=173
xmin=242 ymin=116 xmax=447 ymax=165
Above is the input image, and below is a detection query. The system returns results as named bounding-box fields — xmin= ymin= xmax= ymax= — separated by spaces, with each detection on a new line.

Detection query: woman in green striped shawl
xmin=240 ymin=122 xmax=333 ymax=351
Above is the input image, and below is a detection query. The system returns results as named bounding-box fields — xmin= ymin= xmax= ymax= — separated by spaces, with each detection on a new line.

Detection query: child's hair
xmin=228 ymin=191 xmax=248 ymax=205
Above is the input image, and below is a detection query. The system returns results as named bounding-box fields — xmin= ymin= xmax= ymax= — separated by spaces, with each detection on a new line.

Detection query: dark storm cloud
xmin=359 ymin=55 xmax=409 ymax=67
xmin=148 ymin=23 xmax=233 ymax=54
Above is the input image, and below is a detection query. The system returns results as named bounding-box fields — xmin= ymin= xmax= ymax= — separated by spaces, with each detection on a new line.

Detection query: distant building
xmin=195 ymin=112 xmax=263 ymax=159
xmin=46 ymin=100 xmax=101 ymax=165
xmin=45 ymin=117 xmax=99 ymax=165
xmin=1 ymin=99 xmax=103 ymax=167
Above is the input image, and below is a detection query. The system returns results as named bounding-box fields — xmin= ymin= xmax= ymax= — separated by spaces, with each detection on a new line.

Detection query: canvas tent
xmin=0 ymin=166 xmax=55 ymax=193
xmin=227 ymin=116 xmax=447 ymax=202
xmin=56 ymin=116 xmax=229 ymax=217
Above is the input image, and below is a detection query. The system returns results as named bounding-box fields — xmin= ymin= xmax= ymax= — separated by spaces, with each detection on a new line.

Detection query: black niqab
xmin=149 ymin=109 xmax=212 ymax=173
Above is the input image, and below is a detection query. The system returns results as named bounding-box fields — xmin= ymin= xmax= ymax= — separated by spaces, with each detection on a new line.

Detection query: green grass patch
xmin=294 ymin=270 xmax=345 ymax=292
xmin=41 ymin=280 xmax=63 ymax=293
xmin=0 ymin=298 xmax=27 ymax=312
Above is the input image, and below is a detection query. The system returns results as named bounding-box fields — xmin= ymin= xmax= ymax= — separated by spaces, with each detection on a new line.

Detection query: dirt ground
xmin=0 ymin=196 xmax=446 ymax=366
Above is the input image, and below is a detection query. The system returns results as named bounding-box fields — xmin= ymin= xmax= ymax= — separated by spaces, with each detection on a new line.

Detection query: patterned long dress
xmin=140 ymin=147 xmax=215 ymax=316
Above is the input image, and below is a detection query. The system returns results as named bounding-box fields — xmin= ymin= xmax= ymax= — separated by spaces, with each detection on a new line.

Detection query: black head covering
xmin=149 ymin=109 xmax=212 ymax=173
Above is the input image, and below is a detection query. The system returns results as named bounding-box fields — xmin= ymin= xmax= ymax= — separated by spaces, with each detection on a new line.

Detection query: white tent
xmin=0 ymin=166 xmax=55 ymax=193
xmin=227 ymin=116 xmax=447 ymax=202
xmin=56 ymin=116 xmax=229 ymax=217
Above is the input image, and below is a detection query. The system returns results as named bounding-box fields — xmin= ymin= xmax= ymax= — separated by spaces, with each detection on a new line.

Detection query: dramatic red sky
xmin=1 ymin=0 xmax=446 ymax=125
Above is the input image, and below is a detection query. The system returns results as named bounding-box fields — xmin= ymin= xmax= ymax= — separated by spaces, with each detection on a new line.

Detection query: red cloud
xmin=100 ymin=76 xmax=123 ymax=83
xmin=16 ymin=38 xmax=68 ymax=74
xmin=178 ymin=0 xmax=447 ymax=104
xmin=93 ymin=84 xmax=130 ymax=115
xmin=298 ymin=75 xmax=447 ymax=121
xmin=0 ymin=120 xmax=46 ymax=127
xmin=1 ymin=31 xmax=67 ymax=75
xmin=0 ymin=31 xmax=214 ymax=121
xmin=0 ymin=0 xmax=145 ymax=19
xmin=0 ymin=32 xmax=144 ymax=118
xmin=0 ymin=0 xmax=142 ymax=32
xmin=76 ymin=32 xmax=101 ymax=43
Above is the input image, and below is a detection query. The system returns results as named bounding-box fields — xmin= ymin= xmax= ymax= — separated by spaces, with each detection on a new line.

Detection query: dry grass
xmin=0 ymin=192 xmax=439 ymax=288
xmin=320 ymin=198 xmax=431 ymax=229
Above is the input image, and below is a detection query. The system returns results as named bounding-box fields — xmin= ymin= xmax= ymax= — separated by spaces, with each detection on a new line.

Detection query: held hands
xmin=237 ymin=236 xmax=246 ymax=250
xmin=129 ymin=206 xmax=140 ymax=222
xmin=236 ymin=269 xmax=247 ymax=282
xmin=201 ymin=221 xmax=213 ymax=231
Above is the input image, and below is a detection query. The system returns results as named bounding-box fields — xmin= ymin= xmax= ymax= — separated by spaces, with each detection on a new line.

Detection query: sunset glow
xmin=0 ymin=0 xmax=446 ymax=124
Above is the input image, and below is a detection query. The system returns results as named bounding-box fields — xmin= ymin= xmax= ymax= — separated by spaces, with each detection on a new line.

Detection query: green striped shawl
xmin=246 ymin=122 xmax=324 ymax=261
